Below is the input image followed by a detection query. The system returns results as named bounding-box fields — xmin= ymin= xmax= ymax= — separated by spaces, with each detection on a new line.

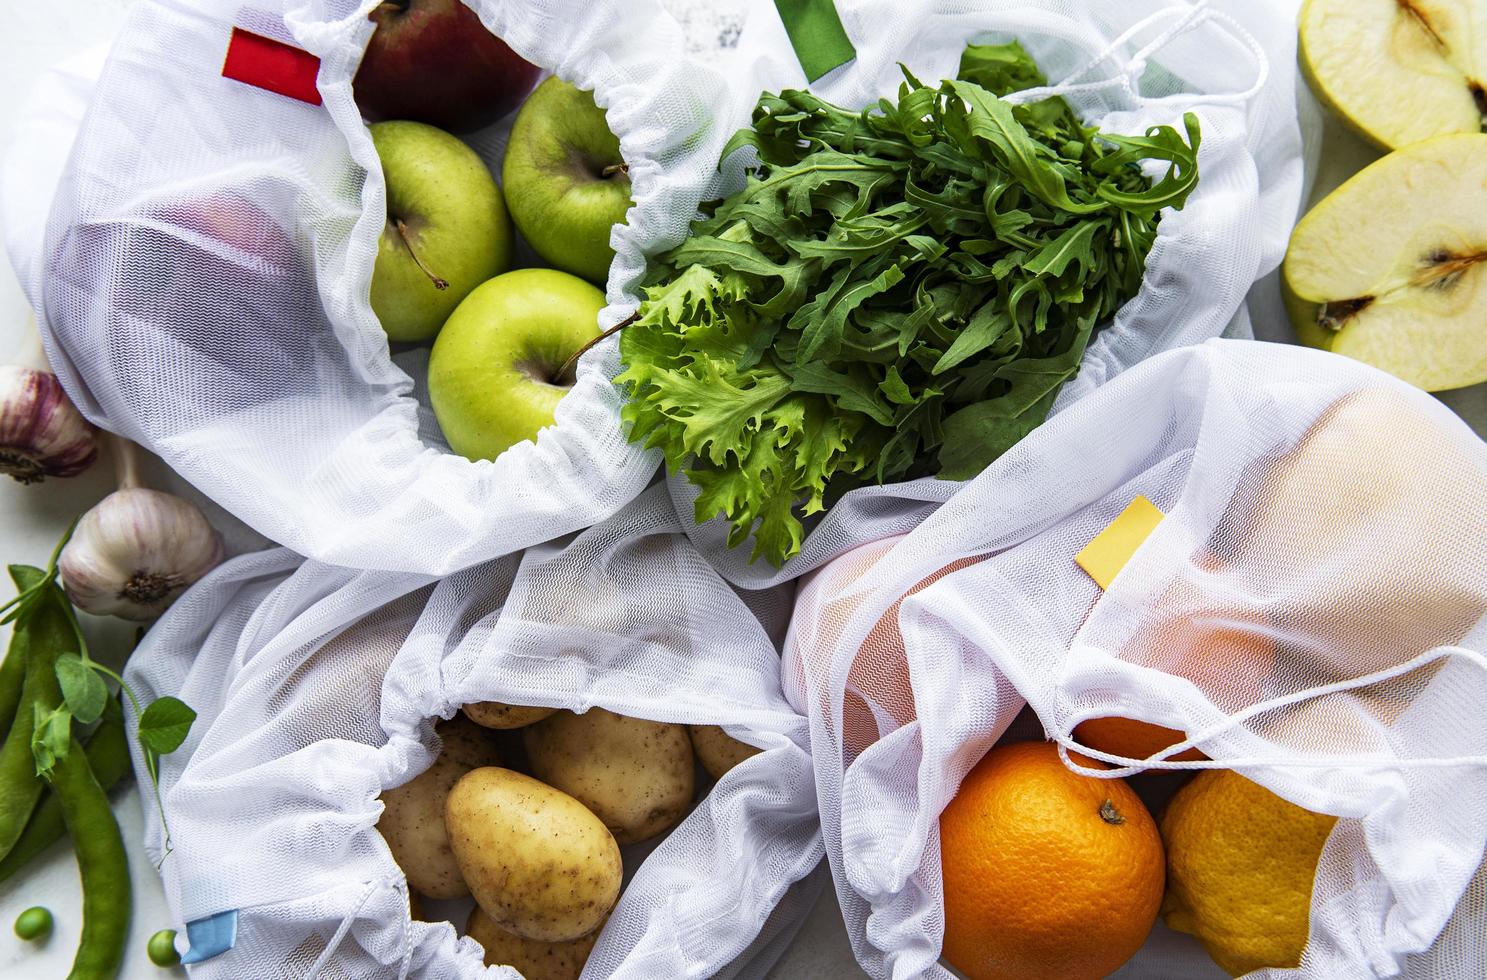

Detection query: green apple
xmin=502 ymin=78 xmax=632 ymax=284
xmin=1299 ymin=0 xmax=1487 ymax=150
xmin=428 ymin=268 xmax=604 ymax=459
xmin=370 ymin=120 xmax=512 ymax=342
xmin=1283 ymin=133 xmax=1487 ymax=392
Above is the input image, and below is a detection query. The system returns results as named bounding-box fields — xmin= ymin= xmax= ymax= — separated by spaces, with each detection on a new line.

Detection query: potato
xmin=465 ymin=904 xmax=604 ymax=979
xmin=463 ymin=701 xmax=558 ymax=730
xmin=437 ymin=714 xmax=503 ymax=769
xmin=688 ymin=725 xmax=762 ymax=781
xmin=523 ymin=709 xmax=694 ymax=845
xmin=446 ymin=767 xmax=621 ymax=942
xmin=377 ymin=720 xmax=501 ymax=900
xmin=407 ymin=890 xmax=426 ymax=923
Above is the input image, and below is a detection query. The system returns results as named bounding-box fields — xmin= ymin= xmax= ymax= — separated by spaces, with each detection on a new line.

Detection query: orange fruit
xmin=939 ymin=741 xmax=1164 ymax=980
xmin=1076 ymin=568 xmax=1280 ymax=764
xmin=1073 ymin=716 xmax=1205 ymax=763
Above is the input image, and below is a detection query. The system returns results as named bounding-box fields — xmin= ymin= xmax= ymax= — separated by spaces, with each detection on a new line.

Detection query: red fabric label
xmin=221 ymin=27 xmax=323 ymax=106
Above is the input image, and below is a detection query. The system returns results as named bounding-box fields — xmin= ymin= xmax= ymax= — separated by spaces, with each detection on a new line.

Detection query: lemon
xmin=1160 ymin=770 xmax=1337 ymax=976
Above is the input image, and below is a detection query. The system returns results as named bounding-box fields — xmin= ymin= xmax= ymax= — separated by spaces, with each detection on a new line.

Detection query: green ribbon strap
xmin=772 ymin=0 xmax=857 ymax=82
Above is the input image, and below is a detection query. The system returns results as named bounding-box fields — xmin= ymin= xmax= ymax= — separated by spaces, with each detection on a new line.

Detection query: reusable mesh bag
xmin=122 ymin=483 xmax=823 ymax=978
xmin=4 ymin=0 xmax=1309 ymax=577
xmin=654 ymin=0 xmax=1313 ymax=587
xmin=784 ymin=338 xmax=1487 ymax=978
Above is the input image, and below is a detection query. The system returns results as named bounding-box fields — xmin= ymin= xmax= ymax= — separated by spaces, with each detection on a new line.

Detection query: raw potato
xmin=689 ymin=725 xmax=762 ymax=781
xmin=464 ymin=701 xmax=558 ymax=729
xmin=524 ymin=709 xmax=694 ymax=844
xmin=466 ymin=904 xmax=603 ymax=979
xmin=438 ymin=714 xmax=505 ymax=769
xmin=377 ymin=720 xmax=501 ymax=900
xmin=446 ymin=767 xmax=621 ymax=942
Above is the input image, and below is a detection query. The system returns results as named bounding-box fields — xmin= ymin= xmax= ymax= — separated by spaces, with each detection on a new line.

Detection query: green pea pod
xmin=48 ymin=731 xmax=130 ymax=980
xmin=0 ymin=696 xmax=129 ymax=883
xmin=0 ymin=583 xmax=74 ymax=860
xmin=0 ymin=567 xmax=48 ymax=742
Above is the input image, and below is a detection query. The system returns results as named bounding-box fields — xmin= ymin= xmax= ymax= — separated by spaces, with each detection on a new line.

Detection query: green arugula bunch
xmin=617 ymin=42 xmax=1201 ymax=565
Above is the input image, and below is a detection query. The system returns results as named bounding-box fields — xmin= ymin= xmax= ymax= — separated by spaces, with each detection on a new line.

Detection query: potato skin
xmin=437 ymin=714 xmax=503 ymax=769
xmin=688 ymin=725 xmax=762 ymax=781
xmin=446 ymin=767 xmax=621 ymax=942
xmin=465 ymin=904 xmax=602 ymax=979
xmin=379 ymin=755 xmax=478 ymax=899
xmin=524 ymin=709 xmax=695 ymax=845
xmin=463 ymin=701 xmax=558 ymax=730
xmin=378 ymin=718 xmax=501 ymax=899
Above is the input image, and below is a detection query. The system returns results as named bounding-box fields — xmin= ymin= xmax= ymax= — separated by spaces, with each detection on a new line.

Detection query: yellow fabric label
xmin=1075 ymin=496 xmax=1165 ymax=590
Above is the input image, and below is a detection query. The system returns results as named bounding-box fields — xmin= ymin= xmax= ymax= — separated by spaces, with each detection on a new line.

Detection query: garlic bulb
xmin=60 ymin=488 xmax=225 ymax=620
xmin=0 ymin=365 xmax=98 ymax=484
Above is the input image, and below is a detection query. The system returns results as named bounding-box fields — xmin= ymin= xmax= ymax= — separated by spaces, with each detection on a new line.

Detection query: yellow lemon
xmin=1160 ymin=770 xmax=1337 ymax=976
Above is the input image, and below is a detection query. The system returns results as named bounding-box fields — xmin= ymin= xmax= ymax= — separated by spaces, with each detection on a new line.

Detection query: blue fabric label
xmin=181 ymin=909 xmax=238 ymax=964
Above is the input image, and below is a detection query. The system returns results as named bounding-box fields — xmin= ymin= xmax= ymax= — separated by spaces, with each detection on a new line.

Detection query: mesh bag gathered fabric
xmin=4 ymin=0 xmax=1309 ymax=579
xmin=650 ymin=0 xmax=1313 ymax=587
xmin=122 ymin=483 xmax=823 ymax=978
xmin=783 ymin=338 xmax=1487 ymax=978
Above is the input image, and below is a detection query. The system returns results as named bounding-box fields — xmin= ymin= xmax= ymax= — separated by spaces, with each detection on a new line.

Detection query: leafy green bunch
xmin=617 ymin=42 xmax=1202 ymax=565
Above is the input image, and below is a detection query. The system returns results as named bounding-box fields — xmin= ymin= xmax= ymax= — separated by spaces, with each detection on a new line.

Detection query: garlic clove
xmin=60 ymin=488 xmax=225 ymax=621
xmin=0 ymin=365 xmax=99 ymax=484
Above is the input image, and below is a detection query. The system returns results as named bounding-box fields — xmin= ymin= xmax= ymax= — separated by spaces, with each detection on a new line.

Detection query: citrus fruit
xmin=1073 ymin=715 xmax=1204 ymax=763
xmin=939 ymin=741 xmax=1164 ymax=980
xmin=1077 ymin=570 xmax=1279 ymax=764
xmin=1161 ymin=769 xmax=1337 ymax=976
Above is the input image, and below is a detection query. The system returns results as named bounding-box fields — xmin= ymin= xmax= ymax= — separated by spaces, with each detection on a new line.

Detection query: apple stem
xmin=601 ymin=163 xmax=630 ymax=180
xmin=556 ymin=312 xmax=640 ymax=385
xmin=395 ymin=218 xmax=449 ymax=290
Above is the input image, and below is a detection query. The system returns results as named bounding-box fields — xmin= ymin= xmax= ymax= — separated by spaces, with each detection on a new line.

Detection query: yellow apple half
xmin=1283 ymin=133 xmax=1487 ymax=392
xmin=1300 ymin=0 xmax=1487 ymax=150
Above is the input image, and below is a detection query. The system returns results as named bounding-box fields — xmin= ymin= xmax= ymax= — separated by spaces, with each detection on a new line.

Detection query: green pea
xmin=147 ymin=928 xmax=180 ymax=967
xmin=14 ymin=905 xmax=52 ymax=940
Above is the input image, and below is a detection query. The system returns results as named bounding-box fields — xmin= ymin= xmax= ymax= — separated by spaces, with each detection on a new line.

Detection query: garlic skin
xmin=60 ymin=488 xmax=225 ymax=620
xmin=0 ymin=365 xmax=99 ymax=484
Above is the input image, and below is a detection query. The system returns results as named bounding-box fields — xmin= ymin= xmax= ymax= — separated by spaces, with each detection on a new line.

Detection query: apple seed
xmin=1415 ymin=247 xmax=1487 ymax=291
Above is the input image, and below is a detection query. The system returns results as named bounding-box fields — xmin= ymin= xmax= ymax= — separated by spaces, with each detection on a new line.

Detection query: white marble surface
xmin=0 ymin=3 xmax=1482 ymax=979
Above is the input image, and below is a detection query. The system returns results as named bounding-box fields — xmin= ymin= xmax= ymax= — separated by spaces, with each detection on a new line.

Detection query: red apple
xmin=352 ymin=0 xmax=542 ymax=133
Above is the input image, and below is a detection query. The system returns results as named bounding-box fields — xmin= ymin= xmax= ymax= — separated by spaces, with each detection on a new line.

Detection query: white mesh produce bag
xmin=4 ymin=0 xmax=1309 ymax=577
xmin=784 ymin=338 xmax=1487 ymax=978
xmin=655 ymin=0 xmax=1312 ymax=587
xmin=122 ymin=483 xmax=822 ymax=978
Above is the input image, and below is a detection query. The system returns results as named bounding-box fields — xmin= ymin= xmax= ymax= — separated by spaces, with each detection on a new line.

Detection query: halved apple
xmin=1283 ymin=133 xmax=1487 ymax=391
xmin=1300 ymin=0 xmax=1487 ymax=149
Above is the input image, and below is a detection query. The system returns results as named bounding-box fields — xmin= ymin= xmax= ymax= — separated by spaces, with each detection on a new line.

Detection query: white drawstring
xmin=304 ymin=879 xmax=381 ymax=979
xmin=1000 ymin=0 xmax=1268 ymax=110
xmin=1054 ymin=643 xmax=1487 ymax=778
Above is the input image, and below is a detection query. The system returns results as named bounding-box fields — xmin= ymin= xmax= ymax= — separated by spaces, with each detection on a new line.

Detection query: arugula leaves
xmin=618 ymin=41 xmax=1201 ymax=565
